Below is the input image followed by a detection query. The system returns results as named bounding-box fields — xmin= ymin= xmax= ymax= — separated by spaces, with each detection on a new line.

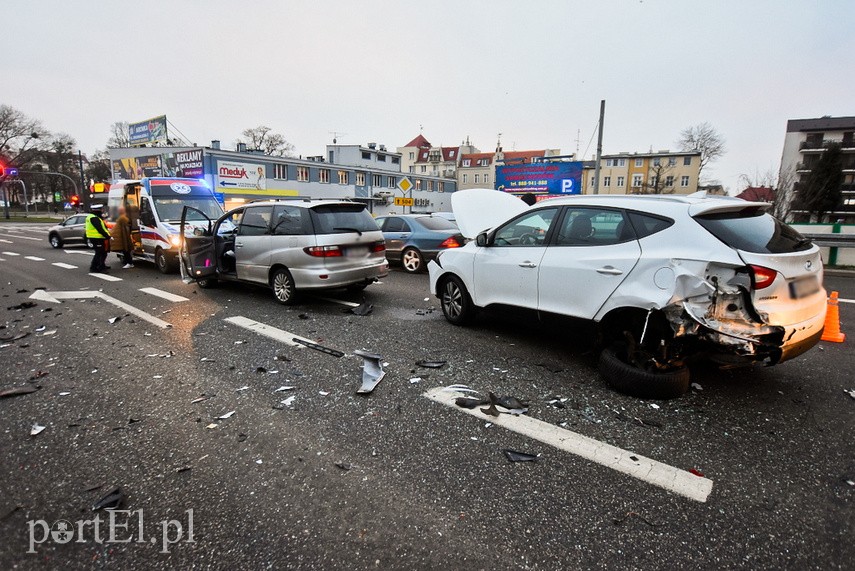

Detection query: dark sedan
xmin=376 ymin=214 xmax=465 ymax=273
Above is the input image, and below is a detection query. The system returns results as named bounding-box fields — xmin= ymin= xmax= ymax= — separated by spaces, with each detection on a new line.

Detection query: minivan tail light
xmin=304 ymin=245 xmax=343 ymax=257
xmin=371 ymin=241 xmax=386 ymax=253
xmin=749 ymin=265 xmax=777 ymax=289
xmin=439 ymin=236 xmax=461 ymax=248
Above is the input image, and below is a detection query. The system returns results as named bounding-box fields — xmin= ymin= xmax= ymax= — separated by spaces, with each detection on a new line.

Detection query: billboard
xmin=111 ymin=155 xmax=163 ymax=179
xmin=129 ymin=115 xmax=168 ymax=146
xmin=495 ymin=161 xmax=583 ymax=195
xmin=162 ymin=149 xmax=204 ymax=178
xmin=215 ymin=160 xmax=266 ymax=191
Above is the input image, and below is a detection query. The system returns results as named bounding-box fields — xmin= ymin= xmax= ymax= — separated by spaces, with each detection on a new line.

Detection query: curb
xmin=825 ymin=269 xmax=855 ymax=278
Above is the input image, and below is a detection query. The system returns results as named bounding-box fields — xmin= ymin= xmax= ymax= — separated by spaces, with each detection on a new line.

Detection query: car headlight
xmin=169 ymin=234 xmax=182 ymax=247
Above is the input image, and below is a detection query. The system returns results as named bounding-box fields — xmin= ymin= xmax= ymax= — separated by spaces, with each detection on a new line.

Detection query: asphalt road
xmin=0 ymin=222 xmax=853 ymax=570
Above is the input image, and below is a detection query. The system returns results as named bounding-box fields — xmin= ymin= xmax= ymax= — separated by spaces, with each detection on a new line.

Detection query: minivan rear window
xmin=694 ymin=209 xmax=812 ymax=254
xmin=310 ymin=204 xmax=380 ymax=235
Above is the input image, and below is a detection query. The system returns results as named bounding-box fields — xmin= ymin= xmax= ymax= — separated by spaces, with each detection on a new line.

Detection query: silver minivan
xmin=179 ymin=200 xmax=389 ymax=304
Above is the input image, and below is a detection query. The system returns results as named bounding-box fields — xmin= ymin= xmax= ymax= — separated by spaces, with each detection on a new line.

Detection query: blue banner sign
xmin=129 ymin=115 xmax=168 ymax=146
xmin=496 ymin=161 xmax=583 ymax=195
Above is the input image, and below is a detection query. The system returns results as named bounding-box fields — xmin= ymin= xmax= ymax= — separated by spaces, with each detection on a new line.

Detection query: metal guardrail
xmin=803 ymin=233 xmax=855 ymax=248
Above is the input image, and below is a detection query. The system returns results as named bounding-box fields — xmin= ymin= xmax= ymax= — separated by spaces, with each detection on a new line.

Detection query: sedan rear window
xmin=415 ymin=217 xmax=458 ymax=230
xmin=310 ymin=204 xmax=380 ymax=235
xmin=694 ymin=209 xmax=812 ymax=254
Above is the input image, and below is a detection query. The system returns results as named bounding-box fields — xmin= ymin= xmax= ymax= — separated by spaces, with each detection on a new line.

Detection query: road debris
xmin=200 ymin=357 xmax=215 ymax=362
xmin=354 ymin=350 xmax=386 ymax=394
xmin=409 ymin=377 xmax=422 ymax=384
xmin=274 ymin=386 xmax=296 ymax=392
xmin=205 ymin=423 xmax=218 ymax=429
xmin=0 ymin=385 xmax=39 ymax=399
xmin=92 ymin=487 xmax=126 ymax=511
xmin=335 ymin=462 xmax=352 ymax=471
xmin=503 ymin=449 xmax=539 ymax=463
xmin=293 ymin=338 xmax=345 ymax=358
xmin=30 ymin=424 xmax=46 ymax=436
xmin=217 ymin=411 xmax=236 ymax=420
xmin=612 ymin=511 xmax=660 ymax=527
xmin=236 ymin=386 xmax=250 ymax=392
xmin=319 ymin=390 xmax=330 ymax=396
xmin=416 ymin=359 xmax=447 ymax=369
xmin=298 ymin=313 xmax=310 ymax=320
xmin=480 ymin=392 xmax=500 ymax=417
xmin=844 ymin=389 xmax=855 ymax=400
xmin=649 ymin=403 xmax=661 ymax=409
xmin=350 ymin=302 xmax=374 ymax=316
xmin=191 ymin=396 xmax=209 ymax=404
xmin=281 ymin=396 xmax=296 ymax=406
xmin=7 ymin=301 xmax=37 ymax=311
xmin=28 ymin=370 xmax=49 ymax=381
xmin=689 ymin=468 xmax=705 ymax=477
xmin=35 ymin=326 xmax=46 ymax=332
xmin=108 ymin=316 xmax=122 ymax=324
xmin=455 ymin=396 xmax=489 ymax=409
xmin=691 ymin=383 xmax=703 ymax=391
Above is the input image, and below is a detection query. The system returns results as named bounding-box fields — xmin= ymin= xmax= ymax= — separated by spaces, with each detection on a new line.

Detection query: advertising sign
xmin=163 ymin=149 xmax=204 ymax=178
xmin=495 ymin=161 xmax=583 ymax=195
xmin=111 ymin=155 xmax=163 ymax=179
xmin=216 ymin=160 xmax=266 ymax=191
xmin=128 ymin=115 xmax=168 ymax=146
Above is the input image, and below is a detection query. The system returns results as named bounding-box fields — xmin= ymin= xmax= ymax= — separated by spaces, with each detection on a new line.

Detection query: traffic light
xmin=70 ymin=195 xmax=80 ymax=206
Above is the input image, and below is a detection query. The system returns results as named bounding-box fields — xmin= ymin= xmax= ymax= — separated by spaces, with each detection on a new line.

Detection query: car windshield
xmin=694 ymin=209 xmax=813 ymax=254
xmin=309 ymin=204 xmax=379 ymax=234
xmin=154 ymin=198 xmax=224 ymax=222
xmin=414 ymin=216 xmax=458 ymax=230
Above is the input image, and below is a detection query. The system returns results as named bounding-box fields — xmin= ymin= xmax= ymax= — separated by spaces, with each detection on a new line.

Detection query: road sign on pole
xmin=397 ymin=177 xmax=413 ymax=194
xmin=394 ymin=197 xmax=414 ymax=207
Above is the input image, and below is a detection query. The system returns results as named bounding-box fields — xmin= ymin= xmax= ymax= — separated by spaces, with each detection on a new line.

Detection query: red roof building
xmin=737 ymin=186 xmax=776 ymax=202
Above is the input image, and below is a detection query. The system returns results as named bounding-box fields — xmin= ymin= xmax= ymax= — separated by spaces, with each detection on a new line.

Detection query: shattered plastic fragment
xmin=200 ymin=357 xmax=215 ymax=362
xmin=205 ymin=423 xmax=218 ymax=429
xmin=689 ymin=468 xmax=705 ymax=477
xmin=293 ymin=338 xmax=345 ymax=358
xmin=503 ymin=449 xmax=539 ymax=463
xmin=409 ymin=377 xmax=422 ymax=384
xmin=0 ymin=386 xmax=39 ymax=399
xmin=35 ymin=326 xmax=46 ymax=332
xmin=844 ymin=389 xmax=855 ymax=400
xmin=691 ymin=383 xmax=703 ymax=391
xmin=108 ymin=316 xmax=121 ymax=324
xmin=335 ymin=462 xmax=352 ymax=471
xmin=92 ymin=487 xmax=126 ymax=511
xmin=649 ymin=403 xmax=661 ymax=409
xmin=217 ymin=411 xmax=236 ymax=420
xmin=281 ymin=396 xmax=296 ymax=406
xmin=354 ymin=350 xmax=386 ymax=394
xmin=455 ymin=396 xmax=489 ymax=409
xmin=236 ymin=386 xmax=249 ymax=392
xmin=416 ymin=360 xmax=447 ymax=369
xmin=191 ymin=396 xmax=209 ymax=404
xmin=350 ymin=302 xmax=373 ymax=316
xmin=480 ymin=392 xmax=500 ymax=417
xmin=274 ymin=386 xmax=296 ymax=392
xmin=30 ymin=424 xmax=46 ymax=436
xmin=319 ymin=391 xmax=330 ymax=396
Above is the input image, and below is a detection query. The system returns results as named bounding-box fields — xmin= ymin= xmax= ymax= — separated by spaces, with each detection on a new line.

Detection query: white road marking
xmin=65 ymin=249 xmax=94 ymax=256
xmin=2 ymin=251 xmax=20 ymax=256
xmin=423 ymin=387 xmax=714 ymax=503
xmin=224 ymin=316 xmax=318 ymax=348
xmin=24 ymin=256 xmax=45 ymax=261
xmin=89 ymin=272 xmax=123 ymax=282
xmin=838 ymin=298 xmax=854 ymax=304
xmin=52 ymin=262 xmax=78 ymax=269
xmin=139 ymin=287 xmax=189 ymax=303
xmin=0 ymin=239 xmax=12 ymax=243
xmin=3 ymin=234 xmax=40 ymax=241
xmin=311 ymin=295 xmax=361 ymax=308
xmin=29 ymin=290 xmax=171 ymax=329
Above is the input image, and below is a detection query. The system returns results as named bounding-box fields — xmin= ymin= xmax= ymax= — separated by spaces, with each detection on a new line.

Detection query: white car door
xmin=471 ymin=207 xmax=560 ymax=309
xmin=538 ymin=207 xmax=641 ymax=319
xmin=235 ymin=206 xmax=273 ymax=283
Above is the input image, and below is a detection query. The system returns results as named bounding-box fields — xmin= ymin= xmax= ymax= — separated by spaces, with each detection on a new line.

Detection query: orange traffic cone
xmin=821 ymin=291 xmax=846 ymax=343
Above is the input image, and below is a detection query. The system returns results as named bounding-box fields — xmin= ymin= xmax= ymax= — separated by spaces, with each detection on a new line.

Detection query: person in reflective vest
xmin=85 ymin=206 xmax=111 ymax=273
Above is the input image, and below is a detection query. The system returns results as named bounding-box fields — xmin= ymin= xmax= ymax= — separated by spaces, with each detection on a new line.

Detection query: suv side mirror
xmin=475 ymin=232 xmax=489 ymax=247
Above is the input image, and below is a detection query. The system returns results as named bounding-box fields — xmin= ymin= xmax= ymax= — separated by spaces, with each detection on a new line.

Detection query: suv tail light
xmin=439 ymin=236 xmax=461 ymax=249
xmin=749 ymin=265 xmax=777 ymax=289
xmin=371 ymin=241 xmax=386 ymax=253
xmin=304 ymin=245 xmax=343 ymax=258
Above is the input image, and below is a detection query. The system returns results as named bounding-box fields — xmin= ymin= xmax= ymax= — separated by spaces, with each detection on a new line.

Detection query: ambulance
xmin=107 ymin=178 xmax=226 ymax=273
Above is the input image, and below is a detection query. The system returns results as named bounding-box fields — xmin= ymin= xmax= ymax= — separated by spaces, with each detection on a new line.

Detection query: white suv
xmin=180 ymin=200 xmax=388 ymax=304
xmin=428 ymin=189 xmax=827 ymax=397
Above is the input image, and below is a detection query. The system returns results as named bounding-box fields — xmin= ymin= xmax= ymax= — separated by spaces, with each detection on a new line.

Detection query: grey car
xmin=376 ymin=214 xmax=465 ymax=273
xmin=47 ymin=214 xmax=89 ymax=248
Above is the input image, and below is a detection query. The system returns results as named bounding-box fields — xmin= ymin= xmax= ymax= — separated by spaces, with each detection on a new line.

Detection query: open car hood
xmin=452 ymin=188 xmax=529 ymax=239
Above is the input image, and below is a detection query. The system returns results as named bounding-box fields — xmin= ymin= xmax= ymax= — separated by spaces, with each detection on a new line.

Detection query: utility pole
xmin=592 ymin=99 xmax=605 ymax=195
xmin=78 ymin=151 xmax=87 ymax=207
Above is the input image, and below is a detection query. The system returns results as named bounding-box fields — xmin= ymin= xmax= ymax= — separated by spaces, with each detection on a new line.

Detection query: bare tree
xmin=636 ymin=161 xmax=676 ymax=194
xmin=676 ymin=122 xmax=725 ymax=181
xmin=237 ymin=125 xmax=295 ymax=157
xmin=0 ymin=104 xmax=50 ymax=165
xmin=107 ymin=121 xmax=130 ymax=148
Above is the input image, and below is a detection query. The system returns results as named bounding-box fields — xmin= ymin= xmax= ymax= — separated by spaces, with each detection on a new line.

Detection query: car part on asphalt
xmin=293 ymin=338 xmax=345 ymax=358
xmin=281 ymin=396 xmax=296 ymax=406
xmin=30 ymin=424 xmax=45 ymax=436
xmin=844 ymin=389 xmax=855 ymax=400
xmin=503 ymin=449 xmax=539 ymax=463
xmin=480 ymin=392 xmax=500 ymax=417
xmin=7 ymin=302 xmax=37 ymax=311
xmin=92 ymin=486 xmax=126 ymax=511
xmin=350 ymin=301 xmax=374 ymax=316
xmin=455 ymin=396 xmax=490 ymax=409
xmin=415 ymin=359 xmax=447 ymax=369
xmin=599 ymin=345 xmax=690 ymax=399
xmin=0 ymin=385 xmax=39 ymax=399
xmin=354 ymin=350 xmax=385 ymax=394
xmin=217 ymin=410 xmax=236 ymax=420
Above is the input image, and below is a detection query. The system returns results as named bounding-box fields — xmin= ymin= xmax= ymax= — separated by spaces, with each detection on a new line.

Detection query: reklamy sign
xmin=495 ymin=161 xmax=583 ymax=195
xmin=162 ymin=149 xmax=203 ymax=178
xmin=129 ymin=115 xmax=168 ymax=146
xmin=216 ymin=160 xmax=266 ymax=191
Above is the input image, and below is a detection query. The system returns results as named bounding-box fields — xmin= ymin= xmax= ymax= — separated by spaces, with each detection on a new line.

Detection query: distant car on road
xmin=180 ymin=200 xmax=388 ymax=304
xmin=47 ymin=215 xmax=88 ymax=248
xmin=376 ymin=214 xmax=465 ymax=273
xmin=429 ymin=189 xmax=827 ymax=398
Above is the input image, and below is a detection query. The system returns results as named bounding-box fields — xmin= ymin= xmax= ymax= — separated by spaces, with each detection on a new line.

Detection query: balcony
xmin=800 ymin=138 xmax=855 ymax=151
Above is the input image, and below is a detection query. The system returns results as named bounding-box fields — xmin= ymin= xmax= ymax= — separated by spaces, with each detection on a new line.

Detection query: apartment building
xmin=585 ymin=150 xmax=701 ymax=195
xmin=457 ymin=147 xmax=561 ymax=190
xmin=397 ymin=134 xmax=478 ymax=178
xmin=779 ymin=115 xmax=855 ymax=222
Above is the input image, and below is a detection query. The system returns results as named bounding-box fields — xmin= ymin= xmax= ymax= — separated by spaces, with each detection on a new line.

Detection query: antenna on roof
xmin=329 ymin=131 xmax=347 ymax=144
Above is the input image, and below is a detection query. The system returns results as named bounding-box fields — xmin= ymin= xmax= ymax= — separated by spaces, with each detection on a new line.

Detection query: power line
xmin=165 ymin=119 xmax=192 ymax=146
xmin=582 ymin=118 xmax=599 ymax=161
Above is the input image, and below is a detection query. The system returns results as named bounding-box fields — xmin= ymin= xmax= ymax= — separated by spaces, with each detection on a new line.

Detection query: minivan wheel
xmin=271 ymin=268 xmax=298 ymax=305
xmin=598 ymin=345 xmax=690 ymax=400
xmin=401 ymin=248 xmax=424 ymax=273
xmin=440 ymin=275 xmax=475 ymax=325
xmin=49 ymin=234 xmax=63 ymax=249
xmin=155 ymin=248 xmax=176 ymax=274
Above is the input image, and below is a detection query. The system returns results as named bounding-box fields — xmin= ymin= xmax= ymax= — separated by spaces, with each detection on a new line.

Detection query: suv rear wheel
xmin=271 ymin=268 xmax=298 ymax=305
xmin=599 ymin=345 xmax=690 ymax=399
xmin=49 ymin=234 xmax=63 ymax=249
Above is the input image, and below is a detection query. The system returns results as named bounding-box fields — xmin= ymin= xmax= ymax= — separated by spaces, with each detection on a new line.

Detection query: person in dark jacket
xmin=85 ymin=206 xmax=111 ymax=273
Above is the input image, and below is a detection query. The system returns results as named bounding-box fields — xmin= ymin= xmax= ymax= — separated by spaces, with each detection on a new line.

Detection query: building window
xmin=274 ymin=164 xmax=288 ymax=180
xmin=338 ymin=170 xmax=349 ymax=185
xmin=409 ymin=152 xmax=414 ymax=160
xmin=603 ymin=176 xmax=611 ymax=187
xmin=361 ymin=151 xmax=371 ymax=160
xmin=420 ymin=165 xmax=427 ymax=173
xmin=665 ymin=175 xmax=674 ymax=187
xmin=409 ymin=166 xmax=415 ymax=173
xmin=462 ymin=159 xmax=471 ymax=167
xmin=618 ymin=158 xmax=626 ymax=167
xmin=484 ymin=174 xmax=489 ymax=185
xmin=634 ymin=158 xmax=643 ymax=167
xmin=668 ymin=157 xmax=677 ymax=166
xmin=415 ymin=180 xmax=422 ymax=191
xmin=617 ymin=176 xmax=625 ymax=187
xmin=605 ymin=159 xmax=614 ymax=167
xmin=632 ymin=174 xmax=643 ymax=187
xmin=319 ymin=169 xmax=330 ymax=183
xmin=372 ymin=174 xmax=382 ymax=187
xmin=449 ymin=150 xmax=455 ymax=157
xmin=462 ymin=174 xmax=468 ymax=183
xmin=474 ymin=174 xmax=480 ymax=184
xmin=681 ymin=175 xmax=690 ymax=187
xmin=653 ymin=157 xmax=661 ymax=166
xmin=297 ymin=166 xmax=309 ymax=182
xmin=377 ymin=154 xmax=386 ymax=162
xmin=391 ymin=157 xmax=399 ymax=164
xmin=388 ymin=177 xmax=396 ymax=189
xmin=356 ymin=172 xmax=366 ymax=186
xmin=650 ymin=175 xmax=659 ymax=187
xmin=478 ymin=159 xmax=489 ymax=166
xmin=438 ymin=182 xmax=444 ymax=192
xmin=428 ymin=180 xmax=434 ymax=191
xmin=683 ymin=156 xmax=692 ymax=166
xmin=591 ymin=175 xmax=595 ymax=187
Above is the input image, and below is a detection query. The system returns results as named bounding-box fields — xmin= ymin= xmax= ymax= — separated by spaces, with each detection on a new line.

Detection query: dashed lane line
xmin=89 ymin=272 xmax=123 ymax=282
xmin=139 ymin=287 xmax=189 ymax=303
xmin=64 ymin=250 xmax=94 ymax=256
xmin=24 ymin=256 xmax=45 ymax=261
xmin=0 ymin=239 xmax=12 ymax=243
xmin=52 ymin=262 xmax=78 ymax=269
xmin=2 ymin=251 xmax=20 ymax=256
xmin=224 ymin=316 xmax=319 ymax=348
xmin=423 ymin=386 xmax=714 ymax=503
xmin=839 ymin=298 xmax=854 ymax=304
xmin=0 ymin=234 xmax=40 ymax=241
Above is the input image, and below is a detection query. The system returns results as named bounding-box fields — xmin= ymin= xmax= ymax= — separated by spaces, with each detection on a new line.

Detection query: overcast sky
xmin=4 ymin=0 xmax=853 ymax=192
